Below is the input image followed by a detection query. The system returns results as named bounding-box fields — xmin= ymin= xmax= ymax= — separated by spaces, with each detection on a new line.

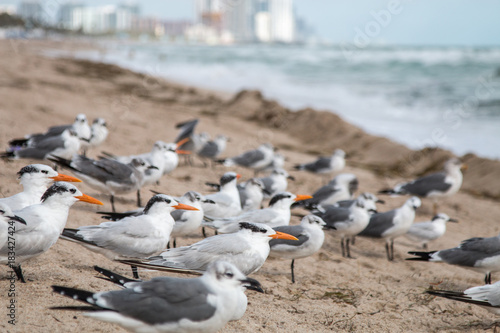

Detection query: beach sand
xmin=1 ymin=39 xmax=500 ymax=333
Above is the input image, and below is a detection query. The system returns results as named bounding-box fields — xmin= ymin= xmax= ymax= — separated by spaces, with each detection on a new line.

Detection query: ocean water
xmin=69 ymin=41 xmax=500 ymax=159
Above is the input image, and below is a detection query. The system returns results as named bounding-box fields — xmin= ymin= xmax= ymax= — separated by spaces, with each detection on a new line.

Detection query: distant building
xmin=0 ymin=5 xmax=16 ymax=15
xmin=223 ymin=0 xmax=256 ymax=42
xmin=18 ymin=1 xmax=44 ymax=23
xmin=268 ymin=0 xmax=294 ymax=43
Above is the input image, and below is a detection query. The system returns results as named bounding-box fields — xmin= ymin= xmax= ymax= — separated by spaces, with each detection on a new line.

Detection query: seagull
xmin=238 ymin=178 xmax=267 ymax=211
xmin=257 ymin=168 xmax=294 ymax=198
xmin=313 ymin=195 xmax=375 ymax=258
xmin=86 ymin=118 xmax=108 ymax=151
xmin=0 ymin=182 xmax=103 ymax=282
xmin=407 ymin=232 xmax=500 ymax=284
xmin=202 ymin=192 xmax=313 ymax=234
xmin=2 ymin=129 xmax=81 ymax=160
xmin=406 ymin=213 xmax=458 ymax=249
xmin=0 ymin=203 xmax=27 ymax=249
xmin=270 ymin=215 xmax=334 ymax=283
xmin=48 ymin=155 xmax=157 ymax=212
xmin=201 ymin=172 xmax=242 ymax=219
xmin=358 ymin=196 xmax=421 ymax=261
xmin=379 ymin=158 xmax=466 ymax=214
xmin=292 ymin=173 xmax=358 ymax=210
xmin=0 ymin=164 xmax=82 ymax=211
xmin=293 ymin=149 xmax=346 ymax=177
xmin=118 ymin=222 xmax=298 ymax=276
xmin=197 ymin=135 xmax=228 ymax=167
xmin=330 ymin=192 xmax=385 ymax=210
xmin=52 ymin=261 xmax=264 ymax=333
xmin=427 ymin=281 xmax=500 ymax=314
xmin=259 ymin=152 xmax=286 ymax=174
xmin=219 ymin=143 xmax=275 ymax=175
xmin=8 ymin=113 xmax=91 ymax=149
xmin=61 ymin=194 xmax=198 ymax=278
xmin=174 ymin=119 xmax=206 ymax=165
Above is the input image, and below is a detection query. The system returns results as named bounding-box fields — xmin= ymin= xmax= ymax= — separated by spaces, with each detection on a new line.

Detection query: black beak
xmin=241 ymin=277 xmax=264 ymax=293
xmin=323 ymin=225 xmax=336 ymax=230
xmin=448 ymin=218 xmax=459 ymax=223
xmin=8 ymin=215 xmax=27 ymax=225
xmin=148 ymin=165 xmax=159 ymax=170
xmin=203 ymin=199 xmax=216 ymax=204
xmin=376 ymin=199 xmax=385 ymax=204
xmin=262 ymin=189 xmax=272 ymax=196
xmin=368 ymin=209 xmax=378 ymax=214
xmin=287 ymin=175 xmax=295 ymax=181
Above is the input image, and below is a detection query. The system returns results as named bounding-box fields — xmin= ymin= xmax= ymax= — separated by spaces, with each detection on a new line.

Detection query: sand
xmin=1 ymin=39 xmax=500 ymax=333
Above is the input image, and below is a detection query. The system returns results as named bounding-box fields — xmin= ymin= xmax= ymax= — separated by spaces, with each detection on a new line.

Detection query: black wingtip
xmin=52 ymin=286 xmax=95 ymax=305
xmin=406 ymin=251 xmax=436 ymax=261
xmin=378 ymin=189 xmax=396 ymax=195
xmin=93 ymin=265 xmax=139 ymax=285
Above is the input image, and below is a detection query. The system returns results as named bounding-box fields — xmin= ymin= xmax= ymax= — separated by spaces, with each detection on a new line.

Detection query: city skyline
xmin=2 ymin=0 xmax=500 ymax=45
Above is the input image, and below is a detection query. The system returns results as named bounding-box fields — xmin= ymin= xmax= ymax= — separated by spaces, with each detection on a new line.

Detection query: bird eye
xmin=225 ymin=272 xmax=234 ymax=278
xmin=41 ymin=170 xmax=48 ymax=174
xmin=165 ymin=199 xmax=171 ymax=204
xmin=0 ymin=210 xmax=4 ymax=214
xmin=70 ymin=188 xmax=76 ymax=194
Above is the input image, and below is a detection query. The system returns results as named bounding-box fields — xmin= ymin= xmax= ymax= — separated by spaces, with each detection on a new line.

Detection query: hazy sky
xmin=2 ymin=0 xmax=499 ymax=45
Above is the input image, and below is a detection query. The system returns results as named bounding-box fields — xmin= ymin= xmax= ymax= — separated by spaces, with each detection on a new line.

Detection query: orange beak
xmin=173 ymin=203 xmax=199 ymax=211
xmin=270 ymin=231 xmax=298 ymax=241
xmin=294 ymin=194 xmax=313 ymax=202
xmin=236 ymin=174 xmax=241 ymax=179
xmin=75 ymin=194 xmax=104 ymax=205
xmin=176 ymin=137 xmax=190 ymax=148
xmin=176 ymin=150 xmax=191 ymax=155
xmin=50 ymin=173 xmax=82 ymax=183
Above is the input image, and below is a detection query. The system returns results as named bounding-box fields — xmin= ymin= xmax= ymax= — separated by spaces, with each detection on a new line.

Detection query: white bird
xmin=293 ymin=173 xmax=359 ymax=210
xmin=0 ymin=203 xmax=27 ymax=249
xmin=407 ymin=232 xmax=500 ymax=285
xmin=314 ymin=195 xmax=376 ymax=258
xmin=238 ymin=178 xmax=266 ymax=211
xmin=52 ymin=261 xmax=264 ymax=333
xmin=0 ymin=182 xmax=103 ymax=282
xmin=219 ymin=143 xmax=275 ymax=175
xmin=197 ymin=135 xmax=228 ymax=167
xmin=202 ymin=192 xmax=313 ymax=234
xmin=330 ymin=192 xmax=385 ymax=211
xmin=294 ymin=148 xmax=346 ymax=176
xmin=270 ymin=215 xmax=333 ymax=283
xmin=427 ymin=281 xmax=500 ymax=314
xmin=61 ymin=194 xmax=198 ymax=278
xmin=201 ymin=172 xmax=242 ymax=218
xmin=379 ymin=158 xmax=466 ymax=214
xmin=0 ymin=164 xmax=82 ymax=211
xmin=257 ymin=168 xmax=294 ymax=198
xmin=2 ymin=129 xmax=81 ymax=160
xmin=49 ymin=155 xmax=156 ymax=212
xmin=119 ymin=222 xmax=298 ymax=276
xmin=87 ymin=117 xmax=109 ymax=149
xmin=406 ymin=213 xmax=458 ymax=249
xmin=359 ymin=196 xmax=421 ymax=261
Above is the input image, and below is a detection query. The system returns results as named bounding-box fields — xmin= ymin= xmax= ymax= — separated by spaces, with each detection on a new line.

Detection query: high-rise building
xmin=268 ymin=0 xmax=294 ymax=43
xmin=18 ymin=1 xmax=44 ymax=23
xmin=223 ymin=0 xmax=256 ymax=42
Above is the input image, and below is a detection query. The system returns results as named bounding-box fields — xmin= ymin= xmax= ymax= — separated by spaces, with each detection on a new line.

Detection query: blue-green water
xmin=73 ymin=41 xmax=500 ymax=159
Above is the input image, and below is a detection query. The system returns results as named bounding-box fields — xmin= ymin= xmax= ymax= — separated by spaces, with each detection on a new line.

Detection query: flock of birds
xmin=1 ymin=113 xmax=498 ymax=332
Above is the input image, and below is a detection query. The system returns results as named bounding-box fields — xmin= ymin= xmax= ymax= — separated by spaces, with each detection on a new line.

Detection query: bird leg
xmin=351 ymin=236 xmax=356 ymax=245
xmin=12 ymin=265 xmax=26 ymax=283
xmin=136 ymin=190 xmax=142 ymax=208
xmin=131 ymin=266 xmax=139 ymax=279
xmin=390 ymin=239 xmax=394 ymax=261
xmin=110 ymin=195 xmax=116 ymax=213
xmin=423 ymin=243 xmax=428 ymax=250
xmin=202 ymin=227 xmax=207 ymax=238
xmin=340 ymin=238 xmax=346 ymax=257
xmin=167 ymin=241 xmax=171 ymax=249
xmin=173 ymin=238 xmax=177 ymax=248
xmin=433 ymin=202 xmax=438 ymax=216
xmin=290 ymin=259 xmax=295 ymax=283
xmin=346 ymin=238 xmax=353 ymax=259
xmin=486 ymin=273 xmax=492 ymax=284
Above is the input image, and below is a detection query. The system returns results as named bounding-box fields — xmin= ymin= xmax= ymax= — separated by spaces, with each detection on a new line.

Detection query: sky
xmin=2 ymin=0 xmax=500 ymax=46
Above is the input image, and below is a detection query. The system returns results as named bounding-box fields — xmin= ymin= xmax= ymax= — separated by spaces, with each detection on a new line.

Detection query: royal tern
xmin=0 ymin=203 xmax=27 ymax=248
xmin=52 ymin=261 xmax=263 ymax=333
xmin=407 ymin=232 xmax=500 ymax=284
xmin=406 ymin=213 xmax=458 ymax=249
xmin=202 ymin=192 xmax=312 ymax=234
xmin=270 ymin=215 xmax=333 ymax=283
xmin=0 ymin=182 xmax=103 ymax=282
xmin=0 ymin=164 xmax=81 ymax=211
xmin=61 ymin=194 xmax=197 ymax=278
xmin=359 ymin=196 xmax=421 ymax=261
xmin=119 ymin=222 xmax=297 ymax=276
xmin=201 ymin=172 xmax=242 ymax=219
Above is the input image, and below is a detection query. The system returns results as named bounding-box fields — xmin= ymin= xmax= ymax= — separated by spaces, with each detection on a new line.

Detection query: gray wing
xmin=303 ymin=157 xmax=331 ymax=172
xmin=308 ymin=185 xmax=338 ymax=205
xmin=231 ymin=149 xmax=265 ymax=167
xmin=401 ymin=172 xmax=451 ymax=196
xmin=100 ymin=277 xmax=216 ymax=324
xmin=198 ymin=141 xmax=218 ymax=158
xmin=16 ymin=135 xmax=66 ymax=159
xmin=334 ymin=200 xmax=355 ymax=208
xmin=270 ymin=225 xmax=309 ymax=247
xmin=74 ymin=156 xmax=134 ymax=184
xmin=437 ymin=237 xmax=500 ymax=267
xmin=175 ymin=119 xmax=198 ymax=143
xmin=238 ymin=186 xmax=248 ymax=208
xmin=171 ymin=210 xmax=187 ymax=223
xmin=316 ymin=207 xmax=351 ymax=226
xmin=358 ymin=210 xmax=397 ymax=238
xmin=28 ymin=124 xmax=71 ymax=144
xmin=258 ymin=177 xmax=274 ymax=194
